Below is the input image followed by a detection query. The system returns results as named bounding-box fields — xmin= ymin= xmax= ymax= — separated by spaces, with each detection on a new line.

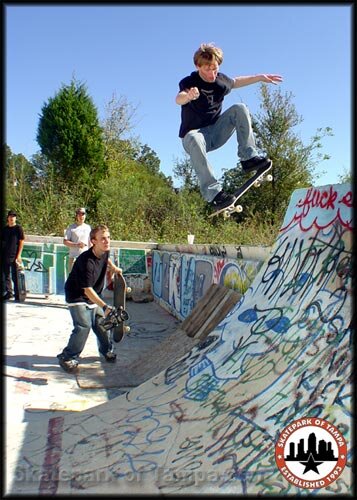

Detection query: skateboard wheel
xmin=266 ymin=174 xmax=273 ymax=182
xmin=235 ymin=205 xmax=243 ymax=213
xmin=126 ymin=287 xmax=132 ymax=293
xmin=124 ymin=326 xmax=131 ymax=333
xmin=254 ymin=180 xmax=261 ymax=187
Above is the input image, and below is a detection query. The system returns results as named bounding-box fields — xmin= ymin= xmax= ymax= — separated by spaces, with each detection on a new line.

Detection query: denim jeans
xmin=182 ymin=103 xmax=258 ymax=202
xmin=61 ymin=305 xmax=113 ymax=360
xmin=2 ymin=260 xmax=19 ymax=299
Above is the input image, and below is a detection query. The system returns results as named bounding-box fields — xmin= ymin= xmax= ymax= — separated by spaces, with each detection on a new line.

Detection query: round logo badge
xmin=275 ymin=417 xmax=347 ymax=489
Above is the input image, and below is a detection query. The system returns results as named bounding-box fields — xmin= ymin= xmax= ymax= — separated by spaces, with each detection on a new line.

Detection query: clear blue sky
xmin=5 ymin=4 xmax=352 ymax=187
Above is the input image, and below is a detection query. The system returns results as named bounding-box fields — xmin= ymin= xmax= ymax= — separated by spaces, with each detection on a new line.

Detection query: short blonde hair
xmin=193 ymin=43 xmax=224 ymax=67
xmin=90 ymin=224 xmax=109 ymax=241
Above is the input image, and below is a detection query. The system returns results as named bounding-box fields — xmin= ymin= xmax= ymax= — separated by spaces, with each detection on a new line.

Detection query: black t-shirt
xmin=178 ymin=71 xmax=234 ymax=138
xmin=65 ymin=247 xmax=109 ymax=304
xmin=2 ymin=224 xmax=25 ymax=262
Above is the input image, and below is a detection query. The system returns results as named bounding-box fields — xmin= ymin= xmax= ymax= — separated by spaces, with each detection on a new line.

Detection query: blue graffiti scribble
xmin=295 ymin=272 xmax=310 ymax=287
xmin=238 ymin=309 xmax=258 ymax=323
xmin=185 ymin=357 xmax=220 ymax=401
xmin=265 ymin=316 xmax=291 ymax=333
xmin=189 ymin=357 xmax=211 ymax=377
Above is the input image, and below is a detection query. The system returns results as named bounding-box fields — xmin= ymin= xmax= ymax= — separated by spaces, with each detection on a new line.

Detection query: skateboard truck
xmin=253 ymin=173 xmax=273 ymax=188
xmin=100 ymin=306 xmax=130 ymax=331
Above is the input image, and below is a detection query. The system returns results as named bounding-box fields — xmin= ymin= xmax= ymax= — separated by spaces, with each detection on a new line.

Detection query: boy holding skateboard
xmin=57 ymin=224 xmax=122 ymax=372
xmin=176 ymin=43 xmax=282 ymax=211
xmin=2 ymin=210 xmax=25 ymax=301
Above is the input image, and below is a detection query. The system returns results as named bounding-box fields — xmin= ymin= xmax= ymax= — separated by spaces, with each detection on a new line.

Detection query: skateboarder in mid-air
xmin=176 ymin=43 xmax=282 ymax=211
xmin=57 ymin=224 xmax=123 ymax=372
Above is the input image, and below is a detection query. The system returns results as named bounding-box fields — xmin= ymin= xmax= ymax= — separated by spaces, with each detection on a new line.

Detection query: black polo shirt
xmin=2 ymin=224 xmax=25 ymax=262
xmin=65 ymin=247 xmax=109 ymax=304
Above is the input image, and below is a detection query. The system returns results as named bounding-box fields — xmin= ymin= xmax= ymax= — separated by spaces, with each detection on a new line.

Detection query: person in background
xmin=176 ymin=42 xmax=282 ymax=211
xmin=63 ymin=207 xmax=91 ymax=272
xmin=57 ymin=224 xmax=122 ymax=372
xmin=2 ymin=210 xmax=25 ymax=301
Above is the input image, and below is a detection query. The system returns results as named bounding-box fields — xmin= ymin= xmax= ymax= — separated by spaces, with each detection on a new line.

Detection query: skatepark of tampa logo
xmin=275 ymin=417 xmax=347 ymax=489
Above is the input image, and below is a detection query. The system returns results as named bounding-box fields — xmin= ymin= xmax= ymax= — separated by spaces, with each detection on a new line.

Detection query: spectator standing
xmin=63 ymin=207 xmax=91 ymax=272
xmin=2 ymin=210 xmax=25 ymax=301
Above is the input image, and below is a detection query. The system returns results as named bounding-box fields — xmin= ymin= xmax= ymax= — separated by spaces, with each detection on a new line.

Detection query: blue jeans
xmin=61 ymin=305 xmax=113 ymax=360
xmin=182 ymin=104 xmax=258 ymax=202
xmin=2 ymin=260 xmax=19 ymax=298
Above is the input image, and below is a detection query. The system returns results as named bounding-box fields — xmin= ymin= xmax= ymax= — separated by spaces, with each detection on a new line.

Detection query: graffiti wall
xmin=152 ymin=250 xmax=263 ymax=319
xmin=20 ymin=245 xmax=152 ymax=296
xmin=21 ymin=243 xmax=68 ymax=295
xmin=21 ymin=244 xmax=121 ymax=295
xmin=21 ymin=241 xmax=264 ymax=304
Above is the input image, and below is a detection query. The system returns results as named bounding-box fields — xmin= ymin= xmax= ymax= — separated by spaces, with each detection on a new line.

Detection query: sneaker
xmin=210 ymin=191 xmax=236 ymax=211
xmin=57 ymin=354 xmax=79 ymax=372
xmin=2 ymin=291 xmax=14 ymax=301
xmin=241 ymin=156 xmax=270 ymax=173
xmin=103 ymin=351 xmax=117 ymax=363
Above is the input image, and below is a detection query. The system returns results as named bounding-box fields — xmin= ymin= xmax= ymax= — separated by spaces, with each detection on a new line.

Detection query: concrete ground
xmin=4 ymin=294 xmax=181 ymax=494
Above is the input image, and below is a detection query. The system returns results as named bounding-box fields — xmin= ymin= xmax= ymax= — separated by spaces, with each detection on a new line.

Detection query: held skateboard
xmin=16 ymin=263 xmax=27 ymax=302
xmin=112 ymin=273 xmax=131 ymax=342
xmin=209 ymin=161 xmax=273 ymax=220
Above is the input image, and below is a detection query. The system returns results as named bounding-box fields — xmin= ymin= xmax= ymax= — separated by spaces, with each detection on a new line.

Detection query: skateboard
xmin=112 ymin=273 xmax=131 ymax=342
xmin=16 ymin=263 xmax=27 ymax=302
xmin=209 ymin=161 xmax=273 ymax=219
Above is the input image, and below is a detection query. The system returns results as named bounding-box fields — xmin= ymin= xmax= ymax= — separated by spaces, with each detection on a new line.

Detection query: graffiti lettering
xmin=209 ymin=245 xmax=227 ymax=258
xmin=22 ymin=250 xmax=49 ymax=273
xmin=282 ymin=186 xmax=353 ymax=230
xmin=297 ymin=185 xmax=338 ymax=215
xmin=153 ymin=250 xmax=260 ymax=319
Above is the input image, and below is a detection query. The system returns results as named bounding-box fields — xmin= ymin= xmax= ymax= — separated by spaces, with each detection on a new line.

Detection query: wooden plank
xmin=196 ymin=290 xmax=241 ymax=340
xmin=186 ymin=285 xmax=227 ymax=336
xmin=181 ymin=284 xmax=241 ymax=339
xmin=181 ymin=284 xmax=219 ymax=335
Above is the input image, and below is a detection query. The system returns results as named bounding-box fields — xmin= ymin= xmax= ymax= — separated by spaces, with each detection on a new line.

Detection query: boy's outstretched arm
xmin=233 ymin=74 xmax=283 ymax=88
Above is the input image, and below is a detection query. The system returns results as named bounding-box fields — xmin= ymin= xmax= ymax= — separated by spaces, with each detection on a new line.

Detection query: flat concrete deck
xmin=4 ymin=295 xmax=182 ymax=493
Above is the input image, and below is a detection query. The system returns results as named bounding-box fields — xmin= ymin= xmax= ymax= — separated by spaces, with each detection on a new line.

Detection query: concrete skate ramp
xmin=76 ymin=328 xmax=200 ymax=389
xmin=76 ymin=284 xmax=240 ymax=389
xmin=11 ymin=184 xmax=353 ymax=495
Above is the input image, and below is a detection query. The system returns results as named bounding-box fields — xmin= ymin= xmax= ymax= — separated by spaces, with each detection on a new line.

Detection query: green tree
xmin=36 ymin=79 xmax=106 ymax=213
xmin=28 ymin=152 xmax=88 ymax=235
xmin=134 ymin=144 xmax=161 ymax=176
xmin=101 ymin=95 xmax=170 ymax=180
xmin=5 ymin=146 xmax=90 ymax=235
xmin=102 ymin=93 xmax=138 ymax=144
xmin=4 ymin=145 xmax=37 ymax=222
xmin=173 ymin=153 xmax=200 ymax=192
xmin=223 ymin=84 xmax=333 ymax=221
xmin=338 ymin=167 xmax=352 ymax=183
